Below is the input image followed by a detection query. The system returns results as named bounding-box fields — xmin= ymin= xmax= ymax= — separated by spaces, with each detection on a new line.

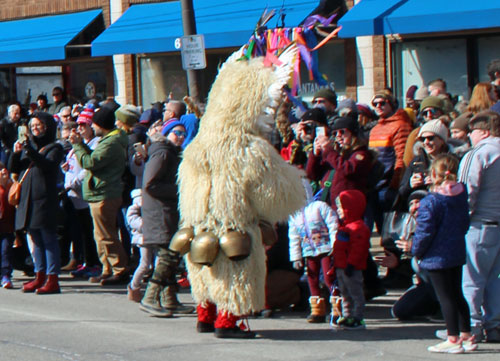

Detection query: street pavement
xmin=1 ymin=270 xmax=499 ymax=361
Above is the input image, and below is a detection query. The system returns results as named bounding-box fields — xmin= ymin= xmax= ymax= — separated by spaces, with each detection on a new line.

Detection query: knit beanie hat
xmin=418 ymin=119 xmax=449 ymax=142
xmin=92 ymin=106 xmax=116 ymax=130
xmin=337 ymin=98 xmax=358 ymax=118
xmin=415 ymin=86 xmax=429 ymax=101
xmin=371 ymin=89 xmax=397 ymax=109
xmin=408 ymin=190 xmax=428 ymax=204
xmin=420 ymin=96 xmax=444 ymax=112
xmin=115 ymin=104 xmax=141 ymax=127
xmin=406 ymin=85 xmax=418 ymax=99
xmin=161 ymin=119 xmax=184 ymax=136
xmin=139 ymin=108 xmax=162 ymax=125
xmin=331 ymin=116 xmax=359 ymax=136
xmin=312 ymin=88 xmax=338 ymax=107
xmin=450 ymin=112 xmax=473 ymax=132
xmin=356 ymin=103 xmax=374 ymax=118
xmin=301 ymin=108 xmax=327 ymax=125
xmin=77 ymin=104 xmax=95 ymax=126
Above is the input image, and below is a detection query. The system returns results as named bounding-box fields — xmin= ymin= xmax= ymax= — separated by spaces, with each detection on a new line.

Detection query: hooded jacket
xmin=369 ymin=109 xmax=412 ymax=189
xmin=72 ymin=128 xmax=128 ymax=202
xmin=411 ymin=182 xmax=469 ymax=270
xmin=141 ymin=135 xmax=182 ymax=247
xmin=306 ymin=141 xmax=372 ymax=208
xmin=333 ymin=190 xmax=370 ymax=270
xmin=9 ymin=112 xmax=64 ymax=231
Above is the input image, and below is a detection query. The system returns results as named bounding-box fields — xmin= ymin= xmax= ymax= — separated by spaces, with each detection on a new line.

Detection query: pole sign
xmin=179 ymin=34 xmax=207 ymax=70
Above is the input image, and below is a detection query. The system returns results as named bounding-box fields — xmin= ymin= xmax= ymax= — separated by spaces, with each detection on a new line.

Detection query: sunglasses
xmin=172 ymin=130 xmax=186 ymax=137
xmin=372 ymin=101 xmax=387 ymax=108
xmin=419 ymin=135 xmax=436 ymax=142
xmin=422 ymin=108 xmax=436 ymax=117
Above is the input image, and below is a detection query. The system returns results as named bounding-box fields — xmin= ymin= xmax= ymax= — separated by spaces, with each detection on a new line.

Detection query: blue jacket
xmin=411 ymin=185 xmax=469 ymax=270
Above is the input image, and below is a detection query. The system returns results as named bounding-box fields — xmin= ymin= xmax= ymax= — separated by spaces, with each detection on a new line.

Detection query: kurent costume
xmin=174 ymin=45 xmax=306 ymax=338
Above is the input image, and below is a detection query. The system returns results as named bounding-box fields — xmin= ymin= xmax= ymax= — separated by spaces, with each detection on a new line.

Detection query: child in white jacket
xmin=126 ymin=189 xmax=155 ymax=302
xmin=289 ymin=188 xmax=338 ymax=323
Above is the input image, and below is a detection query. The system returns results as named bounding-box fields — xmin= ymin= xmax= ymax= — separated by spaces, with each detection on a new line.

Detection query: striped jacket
xmin=369 ymin=109 xmax=412 ymax=189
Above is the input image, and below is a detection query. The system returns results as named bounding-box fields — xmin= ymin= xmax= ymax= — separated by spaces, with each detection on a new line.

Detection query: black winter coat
xmin=10 ymin=142 xmax=64 ymax=231
xmin=141 ymin=139 xmax=181 ymax=247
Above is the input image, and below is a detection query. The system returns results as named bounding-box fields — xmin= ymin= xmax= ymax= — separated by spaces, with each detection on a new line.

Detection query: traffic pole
xmin=181 ymin=0 xmax=201 ymax=103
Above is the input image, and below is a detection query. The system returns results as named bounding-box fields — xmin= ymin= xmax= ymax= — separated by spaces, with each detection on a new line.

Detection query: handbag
xmin=8 ymin=167 xmax=31 ymax=206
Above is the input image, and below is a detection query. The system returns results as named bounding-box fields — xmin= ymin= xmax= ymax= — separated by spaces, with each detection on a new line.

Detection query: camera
xmin=304 ymin=123 xmax=314 ymax=135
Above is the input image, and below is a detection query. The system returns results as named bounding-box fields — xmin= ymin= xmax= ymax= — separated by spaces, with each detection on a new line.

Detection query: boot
xmin=22 ymin=271 xmax=46 ymax=293
xmin=161 ymin=285 xmax=195 ymax=314
xmin=330 ymin=295 xmax=342 ymax=325
xmin=36 ymin=274 xmax=61 ymax=295
xmin=127 ymin=283 xmax=142 ymax=303
xmin=214 ymin=311 xmax=255 ymax=339
xmin=197 ymin=302 xmax=217 ymax=333
xmin=139 ymin=280 xmax=172 ymax=318
xmin=307 ymin=296 xmax=326 ymax=323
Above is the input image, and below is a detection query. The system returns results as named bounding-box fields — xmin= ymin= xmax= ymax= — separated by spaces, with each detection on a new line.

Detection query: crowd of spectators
xmin=0 ymin=58 xmax=499 ymax=351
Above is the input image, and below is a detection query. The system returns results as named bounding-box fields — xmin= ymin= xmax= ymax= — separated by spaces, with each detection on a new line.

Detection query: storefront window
xmin=394 ymin=39 xmax=468 ymax=101
xmin=68 ymin=61 xmax=108 ymax=103
xmin=138 ymin=56 xmax=187 ymax=107
xmin=0 ymin=69 xmax=13 ymax=116
xmin=477 ymin=36 xmax=500 ymax=83
xmin=16 ymin=66 xmax=63 ymax=107
xmin=299 ymin=41 xmax=346 ymax=102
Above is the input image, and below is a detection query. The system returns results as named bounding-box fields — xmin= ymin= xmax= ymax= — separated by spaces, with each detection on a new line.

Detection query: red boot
xmin=214 ymin=310 xmax=255 ymax=338
xmin=196 ymin=301 xmax=217 ymax=333
xmin=22 ymin=272 xmax=46 ymax=293
xmin=36 ymin=274 xmax=61 ymax=295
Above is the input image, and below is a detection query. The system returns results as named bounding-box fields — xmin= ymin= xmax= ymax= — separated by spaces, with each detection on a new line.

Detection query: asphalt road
xmin=0 ymin=270 xmax=499 ymax=361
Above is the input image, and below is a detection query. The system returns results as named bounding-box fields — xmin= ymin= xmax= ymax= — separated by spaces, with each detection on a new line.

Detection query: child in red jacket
xmin=333 ymin=189 xmax=371 ymax=329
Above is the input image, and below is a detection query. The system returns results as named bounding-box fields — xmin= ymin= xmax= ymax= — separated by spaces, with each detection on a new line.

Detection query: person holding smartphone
xmin=307 ymin=116 xmax=373 ymax=209
xmin=398 ymin=119 xmax=450 ymax=209
xmin=280 ymin=108 xmax=328 ymax=169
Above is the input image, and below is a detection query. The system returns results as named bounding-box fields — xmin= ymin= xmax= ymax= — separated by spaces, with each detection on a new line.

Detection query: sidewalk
xmin=0 ymin=269 xmax=499 ymax=361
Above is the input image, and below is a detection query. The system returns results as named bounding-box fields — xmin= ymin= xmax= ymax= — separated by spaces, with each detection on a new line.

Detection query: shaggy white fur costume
xmin=178 ymin=46 xmax=306 ymax=316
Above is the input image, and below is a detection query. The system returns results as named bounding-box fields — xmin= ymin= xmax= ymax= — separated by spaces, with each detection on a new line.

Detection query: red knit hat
xmin=77 ymin=106 xmax=95 ymax=126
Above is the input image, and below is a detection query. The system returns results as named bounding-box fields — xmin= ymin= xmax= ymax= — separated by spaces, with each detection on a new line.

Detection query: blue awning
xmin=92 ymin=0 xmax=318 ymax=56
xmin=339 ymin=0 xmax=500 ymax=38
xmin=338 ymin=0 xmax=402 ymax=38
xmin=0 ymin=9 xmax=102 ymax=65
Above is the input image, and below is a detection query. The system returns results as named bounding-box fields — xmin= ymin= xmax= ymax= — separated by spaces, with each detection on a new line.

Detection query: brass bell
xmin=219 ymin=230 xmax=251 ymax=261
xmin=189 ymin=231 xmax=219 ymax=266
xmin=259 ymin=220 xmax=277 ymax=247
xmin=169 ymin=227 xmax=195 ymax=255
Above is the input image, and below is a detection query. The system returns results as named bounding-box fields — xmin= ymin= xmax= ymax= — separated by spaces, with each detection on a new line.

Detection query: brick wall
xmin=0 ymin=0 xmax=109 ymax=22
xmin=372 ymin=36 xmax=386 ymax=92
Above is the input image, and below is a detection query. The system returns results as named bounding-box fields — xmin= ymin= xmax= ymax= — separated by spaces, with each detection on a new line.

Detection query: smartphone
xmin=390 ymin=232 xmax=400 ymax=240
xmin=133 ymin=142 xmax=147 ymax=158
xmin=316 ymin=127 xmax=325 ymax=137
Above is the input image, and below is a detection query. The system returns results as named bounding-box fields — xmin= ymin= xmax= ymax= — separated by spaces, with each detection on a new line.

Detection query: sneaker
xmin=428 ymin=340 xmax=464 ymax=354
xmin=82 ymin=266 xmax=102 ymax=279
xmin=1 ymin=276 xmax=13 ymax=289
xmin=485 ymin=327 xmax=500 ymax=343
xmin=341 ymin=317 xmax=366 ymax=330
xmin=461 ymin=336 xmax=478 ymax=352
xmin=70 ymin=265 xmax=89 ymax=278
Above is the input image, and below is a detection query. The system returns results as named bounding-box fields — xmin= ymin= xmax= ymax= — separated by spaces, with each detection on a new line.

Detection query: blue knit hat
xmin=161 ymin=119 xmax=184 ymax=135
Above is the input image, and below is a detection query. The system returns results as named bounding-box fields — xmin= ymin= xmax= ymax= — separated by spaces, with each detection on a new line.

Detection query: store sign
xmin=179 ymin=35 xmax=207 ymax=70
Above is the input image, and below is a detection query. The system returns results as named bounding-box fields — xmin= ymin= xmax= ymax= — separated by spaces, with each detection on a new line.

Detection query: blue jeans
xmin=462 ymin=221 xmax=500 ymax=330
xmin=29 ymin=228 xmax=61 ymax=275
xmin=1 ymin=233 xmax=14 ymax=278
